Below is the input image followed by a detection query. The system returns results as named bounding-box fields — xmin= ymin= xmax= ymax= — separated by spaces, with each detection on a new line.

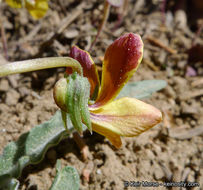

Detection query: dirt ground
xmin=0 ymin=0 xmax=203 ymax=189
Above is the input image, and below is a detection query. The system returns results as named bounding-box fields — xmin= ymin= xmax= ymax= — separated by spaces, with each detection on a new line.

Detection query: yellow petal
xmin=91 ymin=33 xmax=143 ymax=108
xmin=26 ymin=0 xmax=48 ymax=19
xmin=90 ymin=97 xmax=162 ymax=140
xmin=5 ymin=0 xmax=22 ymax=8
xmin=92 ymin=123 xmax=122 ymax=148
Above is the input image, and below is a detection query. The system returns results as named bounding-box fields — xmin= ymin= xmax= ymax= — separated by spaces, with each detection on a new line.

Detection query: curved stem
xmin=0 ymin=57 xmax=83 ymax=77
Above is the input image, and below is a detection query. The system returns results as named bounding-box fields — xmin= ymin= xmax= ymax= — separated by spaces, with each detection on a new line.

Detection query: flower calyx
xmin=54 ymin=73 xmax=92 ymax=134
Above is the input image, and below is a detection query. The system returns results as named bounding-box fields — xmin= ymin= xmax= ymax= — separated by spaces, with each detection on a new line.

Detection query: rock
xmin=96 ymin=169 xmax=102 ymax=175
xmin=177 ymin=60 xmax=187 ymax=69
xmin=173 ymin=76 xmax=188 ymax=88
xmin=166 ymin=67 xmax=174 ymax=77
xmin=64 ymin=29 xmax=79 ymax=39
xmin=198 ymin=169 xmax=203 ymax=188
xmin=173 ymin=76 xmax=189 ymax=96
xmin=175 ymin=118 xmax=183 ymax=126
xmin=181 ymin=102 xmax=198 ymax=115
xmin=158 ymin=50 xmax=167 ymax=65
xmin=164 ymin=85 xmax=176 ymax=98
xmin=174 ymin=10 xmax=187 ymax=29
xmin=8 ymin=75 xmax=19 ymax=88
xmin=18 ymin=86 xmax=30 ymax=97
xmin=187 ymin=170 xmax=195 ymax=182
xmin=0 ymin=79 xmax=9 ymax=91
xmin=5 ymin=89 xmax=20 ymax=106
xmin=153 ymin=166 xmax=165 ymax=180
xmin=145 ymin=149 xmax=155 ymax=160
xmin=190 ymin=120 xmax=196 ymax=127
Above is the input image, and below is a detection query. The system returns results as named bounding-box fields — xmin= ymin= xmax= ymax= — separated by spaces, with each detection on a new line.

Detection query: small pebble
xmin=96 ymin=169 xmax=102 ymax=175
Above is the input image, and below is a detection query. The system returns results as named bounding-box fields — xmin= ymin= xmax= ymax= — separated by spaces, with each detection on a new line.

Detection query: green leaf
xmin=117 ymin=80 xmax=167 ymax=99
xmin=50 ymin=160 xmax=80 ymax=190
xmin=0 ymin=111 xmax=74 ymax=187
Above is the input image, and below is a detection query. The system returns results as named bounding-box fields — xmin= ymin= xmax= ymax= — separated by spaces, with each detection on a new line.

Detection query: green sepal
xmin=54 ymin=73 xmax=92 ymax=133
xmin=61 ymin=110 xmax=68 ymax=131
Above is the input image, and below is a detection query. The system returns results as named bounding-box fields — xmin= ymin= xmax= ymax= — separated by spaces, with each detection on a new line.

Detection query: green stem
xmin=0 ymin=57 xmax=83 ymax=77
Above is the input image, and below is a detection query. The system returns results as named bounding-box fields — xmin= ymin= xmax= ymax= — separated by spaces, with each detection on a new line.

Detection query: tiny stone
xmin=197 ymin=65 xmax=203 ymax=75
xmin=94 ymin=159 xmax=103 ymax=167
xmin=145 ymin=149 xmax=155 ymax=160
xmin=96 ymin=169 xmax=102 ymax=175
xmin=190 ymin=120 xmax=196 ymax=127
xmin=154 ymin=167 xmax=164 ymax=180
xmin=174 ymin=10 xmax=187 ymax=29
xmin=166 ymin=67 xmax=174 ymax=77
xmin=173 ymin=76 xmax=186 ymax=85
xmin=187 ymin=170 xmax=195 ymax=182
xmin=158 ymin=50 xmax=167 ymax=64
xmin=177 ymin=61 xmax=187 ymax=69
xmin=164 ymin=86 xmax=176 ymax=98
xmin=176 ymin=118 xmax=183 ymax=126
xmin=64 ymin=29 xmax=79 ymax=39
xmin=181 ymin=102 xmax=198 ymax=115
xmin=5 ymin=89 xmax=20 ymax=106
xmin=0 ymin=79 xmax=9 ymax=91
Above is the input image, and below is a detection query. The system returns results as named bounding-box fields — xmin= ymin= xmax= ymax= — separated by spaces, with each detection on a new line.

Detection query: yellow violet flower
xmin=5 ymin=0 xmax=48 ymax=19
xmin=66 ymin=33 xmax=162 ymax=148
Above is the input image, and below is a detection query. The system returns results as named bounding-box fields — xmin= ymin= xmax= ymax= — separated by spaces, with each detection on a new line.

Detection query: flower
xmin=5 ymin=0 xmax=48 ymax=19
xmin=67 ymin=33 xmax=162 ymax=148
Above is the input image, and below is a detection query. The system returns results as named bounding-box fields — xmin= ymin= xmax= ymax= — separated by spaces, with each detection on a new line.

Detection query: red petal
xmin=67 ymin=46 xmax=100 ymax=98
xmin=91 ymin=33 xmax=143 ymax=108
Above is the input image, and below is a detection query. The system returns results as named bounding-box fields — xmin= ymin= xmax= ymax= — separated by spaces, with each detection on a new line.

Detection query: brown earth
xmin=0 ymin=0 xmax=203 ymax=189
